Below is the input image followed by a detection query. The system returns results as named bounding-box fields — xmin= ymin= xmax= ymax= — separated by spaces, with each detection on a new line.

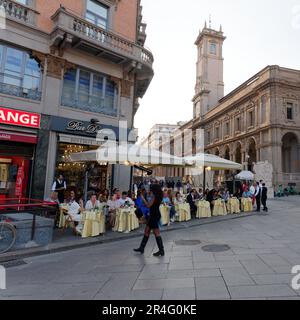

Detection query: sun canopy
xmin=69 ymin=145 xmax=242 ymax=171
xmin=69 ymin=144 xmax=187 ymax=167
xmin=235 ymin=170 xmax=254 ymax=180
xmin=184 ymin=153 xmax=243 ymax=170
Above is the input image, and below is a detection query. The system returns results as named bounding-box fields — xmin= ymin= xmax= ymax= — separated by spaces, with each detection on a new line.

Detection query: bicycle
xmin=0 ymin=221 xmax=16 ymax=254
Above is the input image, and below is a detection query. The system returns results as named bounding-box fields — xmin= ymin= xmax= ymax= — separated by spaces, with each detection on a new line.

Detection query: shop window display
xmin=56 ymin=143 xmax=108 ymax=198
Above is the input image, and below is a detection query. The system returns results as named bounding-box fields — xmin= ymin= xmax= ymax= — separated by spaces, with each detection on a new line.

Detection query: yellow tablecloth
xmin=160 ymin=205 xmax=170 ymax=225
xmin=58 ymin=205 xmax=69 ymax=228
xmin=196 ymin=201 xmax=211 ymax=218
xmin=175 ymin=203 xmax=191 ymax=222
xmin=227 ymin=198 xmax=241 ymax=214
xmin=81 ymin=210 xmax=106 ymax=238
xmin=113 ymin=207 xmax=139 ymax=233
xmin=241 ymin=198 xmax=253 ymax=212
xmin=212 ymin=199 xmax=227 ymax=216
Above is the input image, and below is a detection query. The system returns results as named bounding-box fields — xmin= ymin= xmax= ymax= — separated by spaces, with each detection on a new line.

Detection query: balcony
xmin=0 ymin=81 xmax=41 ymax=101
xmin=0 ymin=0 xmax=39 ymax=27
xmin=50 ymin=7 xmax=154 ymax=97
xmin=61 ymin=95 xmax=117 ymax=117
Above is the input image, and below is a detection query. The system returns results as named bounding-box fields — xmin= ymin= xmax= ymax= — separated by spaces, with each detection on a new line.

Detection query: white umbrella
xmin=184 ymin=153 xmax=243 ymax=170
xmin=69 ymin=144 xmax=188 ymax=167
xmin=235 ymin=170 xmax=254 ymax=180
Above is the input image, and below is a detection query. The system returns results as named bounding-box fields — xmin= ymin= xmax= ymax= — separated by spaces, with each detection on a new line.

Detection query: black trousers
xmin=261 ymin=197 xmax=268 ymax=210
xmin=256 ymin=195 xmax=261 ymax=211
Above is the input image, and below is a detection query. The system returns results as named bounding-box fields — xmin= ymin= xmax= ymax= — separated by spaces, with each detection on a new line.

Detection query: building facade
xmin=154 ymin=23 xmax=300 ymax=190
xmin=191 ymin=24 xmax=300 ymax=189
xmin=0 ymin=0 xmax=153 ymax=201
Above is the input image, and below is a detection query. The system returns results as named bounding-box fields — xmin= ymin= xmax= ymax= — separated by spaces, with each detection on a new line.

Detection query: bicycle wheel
xmin=0 ymin=222 xmax=16 ymax=254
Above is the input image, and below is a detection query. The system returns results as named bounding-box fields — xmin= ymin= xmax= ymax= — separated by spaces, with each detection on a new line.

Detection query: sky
xmin=134 ymin=0 xmax=300 ymax=141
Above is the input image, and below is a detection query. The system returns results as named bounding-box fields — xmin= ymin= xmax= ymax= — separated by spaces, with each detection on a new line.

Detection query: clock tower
xmin=193 ymin=22 xmax=226 ymax=118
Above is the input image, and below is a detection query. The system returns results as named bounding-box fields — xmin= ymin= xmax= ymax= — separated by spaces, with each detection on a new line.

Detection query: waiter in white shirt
xmin=52 ymin=174 xmax=67 ymax=204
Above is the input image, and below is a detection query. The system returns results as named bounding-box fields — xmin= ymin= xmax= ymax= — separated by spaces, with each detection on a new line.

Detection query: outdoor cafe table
xmin=58 ymin=204 xmax=69 ymax=228
xmin=196 ymin=200 xmax=211 ymax=218
xmin=113 ymin=207 xmax=139 ymax=233
xmin=160 ymin=205 xmax=170 ymax=226
xmin=81 ymin=209 xmax=106 ymax=238
xmin=227 ymin=197 xmax=241 ymax=214
xmin=212 ymin=199 xmax=227 ymax=216
xmin=175 ymin=203 xmax=191 ymax=222
xmin=241 ymin=198 xmax=253 ymax=212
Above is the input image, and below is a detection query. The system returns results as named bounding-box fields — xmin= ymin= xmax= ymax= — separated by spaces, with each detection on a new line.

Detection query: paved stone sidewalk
xmin=1 ymin=197 xmax=300 ymax=300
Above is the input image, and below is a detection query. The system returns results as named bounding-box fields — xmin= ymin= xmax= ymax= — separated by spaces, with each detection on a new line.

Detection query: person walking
xmin=254 ymin=182 xmax=262 ymax=212
xmin=261 ymin=183 xmax=268 ymax=212
xmin=134 ymin=184 xmax=165 ymax=257
xmin=52 ymin=174 xmax=66 ymax=204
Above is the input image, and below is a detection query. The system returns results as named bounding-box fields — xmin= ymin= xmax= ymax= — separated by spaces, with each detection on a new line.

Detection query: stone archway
xmin=282 ymin=133 xmax=300 ymax=173
xmin=247 ymin=138 xmax=257 ymax=171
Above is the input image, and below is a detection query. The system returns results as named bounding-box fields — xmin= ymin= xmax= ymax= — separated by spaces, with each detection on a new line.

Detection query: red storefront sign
xmin=0 ymin=107 xmax=41 ymax=129
xmin=15 ymin=165 xmax=25 ymax=197
xmin=0 ymin=131 xmax=37 ymax=144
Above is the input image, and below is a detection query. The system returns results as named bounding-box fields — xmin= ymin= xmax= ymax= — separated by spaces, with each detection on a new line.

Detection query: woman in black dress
xmin=134 ymin=184 xmax=164 ymax=257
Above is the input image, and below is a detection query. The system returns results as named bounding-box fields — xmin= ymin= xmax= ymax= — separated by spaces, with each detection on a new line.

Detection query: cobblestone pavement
xmin=1 ymin=197 xmax=300 ymax=300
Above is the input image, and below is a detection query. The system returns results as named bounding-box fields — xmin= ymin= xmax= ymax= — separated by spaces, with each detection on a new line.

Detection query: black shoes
xmin=134 ymin=235 xmax=149 ymax=254
xmin=153 ymin=236 xmax=165 ymax=257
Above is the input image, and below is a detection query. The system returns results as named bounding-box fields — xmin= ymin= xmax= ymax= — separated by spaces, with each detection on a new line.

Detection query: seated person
xmin=112 ymin=188 xmax=121 ymax=201
xmin=85 ymin=193 xmax=101 ymax=210
xmin=116 ymin=191 xmax=135 ymax=208
xmin=67 ymin=191 xmax=82 ymax=233
xmin=162 ymin=190 xmax=176 ymax=223
xmin=107 ymin=195 xmax=118 ymax=227
xmin=222 ymin=189 xmax=230 ymax=202
xmin=187 ymin=189 xmax=197 ymax=216
xmin=173 ymin=192 xmax=184 ymax=205
xmin=46 ymin=191 xmax=60 ymax=204
xmin=135 ymin=188 xmax=150 ymax=221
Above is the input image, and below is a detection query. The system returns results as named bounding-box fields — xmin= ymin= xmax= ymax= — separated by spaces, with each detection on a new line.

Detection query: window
xmin=248 ymin=111 xmax=254 ymax=127
xmin=62 ymin=68 xmax=118 ymax=116
xmin=207 ymin=131 xmax=211 ymax=144
xmin=210 ymin=42 xmax=217 ymax=55
xmin=287 ymin=103 xmax=293 ymax=120
xmin=0 ymin=43 xmax=41 ymax=100
xmin=236 ymin=117 xmax=241 ymax=132
xmin=225 ymin=122 xmax=230 ymax=136
xmin=215 ymin=127 xmax=220 ymax=140
xmin=261 ymin=96 xmax=267 ymax=123
xmin=86 ymin=0 xmax=109 ymax=29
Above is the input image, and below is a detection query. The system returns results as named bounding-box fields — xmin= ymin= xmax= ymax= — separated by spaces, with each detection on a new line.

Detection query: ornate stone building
xmin=153 ymin=23 xmax=300 ymax=190
xmin=189 ymin=23 xmax=300 ymax=189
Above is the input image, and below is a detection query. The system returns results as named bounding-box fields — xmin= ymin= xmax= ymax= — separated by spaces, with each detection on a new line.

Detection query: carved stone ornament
xmin=32 ymin=51 xmax=76 ymax=79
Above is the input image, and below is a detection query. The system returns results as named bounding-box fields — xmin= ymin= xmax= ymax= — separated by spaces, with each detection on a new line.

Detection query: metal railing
xmin=0 ymin=81 xmax=41 ymax=101
xmin=51 ymin=7 xmax=154 ymax=68
xmin=0 ymin=0 xmax=39 ymax=26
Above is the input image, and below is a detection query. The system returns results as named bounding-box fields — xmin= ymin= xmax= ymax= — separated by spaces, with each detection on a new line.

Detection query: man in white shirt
xmin=85 ymin=194 xmax=101 ymax=210
xmin=116 ymin=191 xmax=135 ymax=208
xmin=254 ymin=182 xmax=262 ymax=212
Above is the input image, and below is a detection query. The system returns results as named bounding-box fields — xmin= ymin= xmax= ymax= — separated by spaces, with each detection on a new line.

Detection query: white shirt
xmin=255 ymin=185 xmax=262 ymax=197
xmin=67 ymin=200 xmax=80 ymax=215
xmin=52 ymin=180 xmax=66 ymax=191
xmin=85 ymin=200 xmax=101 ymax=211
xmin=249 ymin=186 xmax=255 ymax=195
xmin=116 ymin=197 xmax=135 ymax=208
xmin=107 ymin=199 xmax=118 ymax=211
